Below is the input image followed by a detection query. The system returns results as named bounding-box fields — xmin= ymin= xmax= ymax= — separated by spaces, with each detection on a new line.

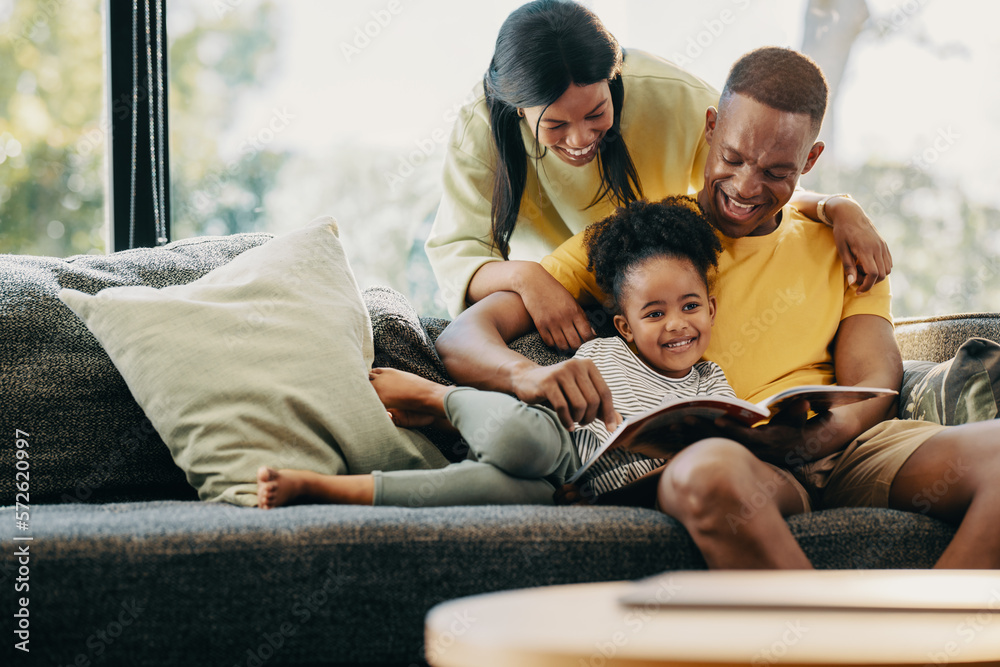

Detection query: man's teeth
xmin=727 ymin=195 xmax=755 ymax=210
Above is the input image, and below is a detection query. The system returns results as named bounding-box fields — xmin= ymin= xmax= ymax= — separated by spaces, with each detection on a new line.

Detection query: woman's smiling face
xmin=520 ymin=81 xmax=614 ymax=167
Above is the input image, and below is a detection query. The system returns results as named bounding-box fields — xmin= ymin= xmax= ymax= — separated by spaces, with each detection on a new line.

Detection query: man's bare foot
xmin=256 ymin=466 xmax=374 ymax=509
xmin=369 ymin=367 xmax=451 ymax=419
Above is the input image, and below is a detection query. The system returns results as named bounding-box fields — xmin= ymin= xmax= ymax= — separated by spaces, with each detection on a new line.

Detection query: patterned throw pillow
xmin=900 ymin=337 xmax=1000 ymax=424
xmin=363 ymin=285 xmax=573 ymax=381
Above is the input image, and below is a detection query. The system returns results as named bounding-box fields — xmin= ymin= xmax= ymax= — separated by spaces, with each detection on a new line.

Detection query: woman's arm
xmin=789 ymin=191 xmax=893 ymax=293
xmin=425 ymin=107 xmax=506 ymax=317
xmin=466 ymin=260 xmax=596 ymax=352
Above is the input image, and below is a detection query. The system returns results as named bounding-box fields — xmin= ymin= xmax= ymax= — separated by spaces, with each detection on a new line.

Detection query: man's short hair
xmin=720 ymin=47 xmax=828 ymax=133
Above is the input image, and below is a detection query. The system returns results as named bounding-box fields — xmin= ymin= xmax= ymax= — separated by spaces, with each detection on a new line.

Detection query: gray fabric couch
xmin=1 ymin=233 xmax=998 ymax=667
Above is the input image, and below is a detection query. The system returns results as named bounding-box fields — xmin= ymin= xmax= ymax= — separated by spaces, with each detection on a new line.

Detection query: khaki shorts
xmin=767 ymin=464 xmax=815 ymax=513
xmin=790 ymin=419 xmax=948 ymax=511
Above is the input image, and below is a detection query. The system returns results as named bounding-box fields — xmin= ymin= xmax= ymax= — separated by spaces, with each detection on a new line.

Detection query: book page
xmin=761 ymin=385 xmax=898 ymax=418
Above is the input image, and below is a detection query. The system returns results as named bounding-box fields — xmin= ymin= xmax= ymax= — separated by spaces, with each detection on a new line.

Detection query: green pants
xmin=372 ymin=387 xmax=580 ymax=507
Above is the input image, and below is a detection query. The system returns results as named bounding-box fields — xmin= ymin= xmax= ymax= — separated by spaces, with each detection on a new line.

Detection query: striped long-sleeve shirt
xmin=572 ymin=336 xmax=735 ymax=497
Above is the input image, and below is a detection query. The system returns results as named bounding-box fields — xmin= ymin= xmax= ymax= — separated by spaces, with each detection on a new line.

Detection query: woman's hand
xmin=516 ymin=263 xmax=596 ymax=352
xmin=825 ymin=196 xmax=893 ymax=293
xmin=465 ymin=260 xmax=595 ymax=352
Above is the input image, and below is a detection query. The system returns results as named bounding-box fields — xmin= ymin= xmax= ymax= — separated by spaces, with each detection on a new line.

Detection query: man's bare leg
xmin=888 ymin=420 xmax=1000 ymax=568
xmin=256 ymin=466 xmax=375 ymax=509
xmin=657 ymin=438 xmax=813 ymax=569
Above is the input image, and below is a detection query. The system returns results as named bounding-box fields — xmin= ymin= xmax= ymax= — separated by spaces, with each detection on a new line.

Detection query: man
xmin=435 ymin=47 xmax=1000 ymax=569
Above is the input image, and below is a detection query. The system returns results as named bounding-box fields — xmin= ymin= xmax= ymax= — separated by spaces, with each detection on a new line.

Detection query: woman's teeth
xmin=564 ymin=143 xmax=595 ymax=157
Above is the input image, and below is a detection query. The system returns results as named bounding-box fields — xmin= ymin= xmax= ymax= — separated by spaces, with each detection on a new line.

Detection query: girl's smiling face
xmin=613 ymin=255 xmax=717 ymax=379
xmin=520 ymin=81 xmax=614 ymax=167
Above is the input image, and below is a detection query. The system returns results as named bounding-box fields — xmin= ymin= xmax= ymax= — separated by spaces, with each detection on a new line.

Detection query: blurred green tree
xmin=800 ymin=0 xmax=996 ymax=316
xmin=830 ymin=161 xmax=1000 ymax=317
xmin=0 ymin=0 xmax=285 ymax=256
xmin=0 ymin=0 xmax=105 ymax=256
xmin=168 ymin=0 xmax=284 ymax=239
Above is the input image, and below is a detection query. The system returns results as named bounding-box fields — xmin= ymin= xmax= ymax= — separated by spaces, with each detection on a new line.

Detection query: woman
xmin=425 ymin=0 xmax=890 ymax=348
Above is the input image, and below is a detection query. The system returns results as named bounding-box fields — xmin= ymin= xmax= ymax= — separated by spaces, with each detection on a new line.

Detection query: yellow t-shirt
xmin=426 ymin=49 xmax=720 ymax=316
xmin=540 ymin=205 xmax=893 ymax=403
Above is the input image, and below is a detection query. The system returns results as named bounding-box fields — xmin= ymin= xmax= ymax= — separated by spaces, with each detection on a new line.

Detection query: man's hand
xmin=712 ymin=410 xmax=837 ymax=468
xmin=510 ymin=357 xmax=620 ymax=432
xmin=515 ymin=263 xmax=596 ymax=352
xmin=827 ymin=196 xmax=893 ymax=293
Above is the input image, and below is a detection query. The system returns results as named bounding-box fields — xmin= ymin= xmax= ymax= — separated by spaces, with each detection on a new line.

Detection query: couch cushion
xmin=0 ymin=232 xmax=275 ymax=504
xmin=901 ymin=337 xmax=1000 ymax=424
xmin=895 ymin=313 xmax=1000 ymax=363
xmin=2 ymin=501 xmax=955 ymax=666
xmin=58 ymin=218 xmax=447 ymax=507
xmin=364 ymin=284 xmax=571 ymax=379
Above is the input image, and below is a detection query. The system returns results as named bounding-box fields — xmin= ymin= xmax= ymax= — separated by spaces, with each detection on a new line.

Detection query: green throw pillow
xmin=59 ymin=217 xmax=447 ymax=506
xmin=900 ymin=337 xmax=1000 ymax=424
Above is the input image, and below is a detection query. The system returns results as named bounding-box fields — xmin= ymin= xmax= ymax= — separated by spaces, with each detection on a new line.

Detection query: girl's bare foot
xmin=368 ymin=367 xmax=451 ymax=418
xmin=256 ymin=466 xmax=374 ymax=509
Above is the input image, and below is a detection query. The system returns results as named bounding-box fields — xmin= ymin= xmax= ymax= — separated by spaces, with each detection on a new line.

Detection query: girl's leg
xmin=257 ymin=466 xmax=374 ymax=508
xmin=373 ymin=368 xmax=579 ymax=480
xmin=444 ymin=386 xmax=578 ymax=480
xmin=373 ymin=388 xmax=579 ymax=507
xmin=256 ymin=461 xmax=559 ymax=508
xmin=257 ymin=369 xmax=579 ymax=509
xmin=374 ymin=460 xmax=557 ymax=507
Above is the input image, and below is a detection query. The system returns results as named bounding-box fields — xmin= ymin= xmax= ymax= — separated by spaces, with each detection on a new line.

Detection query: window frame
xmin=105 ymin=0 xmax=171 ymax=251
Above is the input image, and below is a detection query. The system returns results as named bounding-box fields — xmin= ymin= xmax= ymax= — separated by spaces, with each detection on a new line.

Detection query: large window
xmin=3 ymin=1 xmax=997 ymax=318
xmin=0 ymin=0 xmax=106 ymax=256
xmin=167 ymin=0 xmax=531 ymax=316
xmin=166 ymin=0 xmax=999 ymax=318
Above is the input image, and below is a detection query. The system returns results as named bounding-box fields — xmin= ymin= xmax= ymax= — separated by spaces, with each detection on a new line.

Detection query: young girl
xmin=258 ymin=197 xmax=735 ymax=509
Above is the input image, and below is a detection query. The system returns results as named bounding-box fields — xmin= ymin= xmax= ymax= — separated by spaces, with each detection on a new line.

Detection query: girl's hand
xmin=826 ymin=196 xmax=893 ymax=293
xmin=384 ymin=408 xmax=435 ymax=429
xmin=554 ymin=482 xmax=594 ymax=505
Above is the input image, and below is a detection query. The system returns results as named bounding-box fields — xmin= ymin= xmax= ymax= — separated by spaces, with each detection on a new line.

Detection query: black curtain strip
xmin=107 ymin=0 xmax=170 ymax=250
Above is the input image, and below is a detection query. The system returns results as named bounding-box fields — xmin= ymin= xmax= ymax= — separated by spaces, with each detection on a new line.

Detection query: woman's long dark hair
xmin=483 ymin=0 xmax=643 ymax=259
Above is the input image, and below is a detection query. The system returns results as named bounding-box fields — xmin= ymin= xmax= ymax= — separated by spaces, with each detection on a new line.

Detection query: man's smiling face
xmin=697 ymin=93 xmax=824 ymax=238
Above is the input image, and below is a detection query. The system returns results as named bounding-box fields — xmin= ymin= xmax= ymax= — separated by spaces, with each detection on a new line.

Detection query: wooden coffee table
xmin=425 ymin=570 xmax=1000 ymax=666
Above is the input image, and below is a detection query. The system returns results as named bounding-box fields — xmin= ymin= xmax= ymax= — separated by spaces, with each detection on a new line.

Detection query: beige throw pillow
xmin=59 ymin=217 xmax=447 ymax=506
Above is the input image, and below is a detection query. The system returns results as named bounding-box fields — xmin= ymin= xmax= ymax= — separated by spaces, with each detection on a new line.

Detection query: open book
xmin=566 ymin=385 xmax=897 ymax=485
